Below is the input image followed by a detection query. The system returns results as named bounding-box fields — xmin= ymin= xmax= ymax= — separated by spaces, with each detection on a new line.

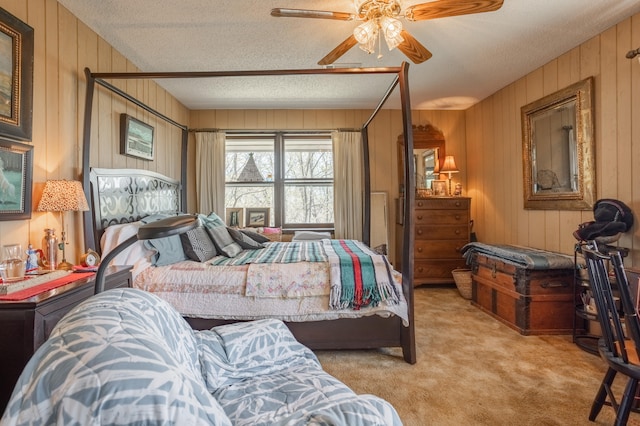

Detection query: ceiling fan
xmin=271 ymin=0 xmax=504 ymax=66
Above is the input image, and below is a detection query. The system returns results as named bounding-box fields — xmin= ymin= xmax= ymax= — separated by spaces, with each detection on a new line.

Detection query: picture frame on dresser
xmin=432 ymin=180 xmax=447 ymax=196
xmin=246 ymin=208 xmax=269 ymax=227
xmin=225 ymin=207 xmax=243 ymax=227
xmin=0 ymin=8 xmax=34 ymax=141
xmin=0 ymin=138 xmax=33 ymax=220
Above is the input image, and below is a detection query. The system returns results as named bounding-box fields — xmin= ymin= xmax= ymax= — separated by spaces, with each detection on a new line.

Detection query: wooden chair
xmin=583 ymin=246 xmax=640 ymax=425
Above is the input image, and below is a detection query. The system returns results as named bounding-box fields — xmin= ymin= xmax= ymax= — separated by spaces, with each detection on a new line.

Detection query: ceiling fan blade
xmin=396 ymin=30 xmax=432 ymax=64
xmin=405 ymin=0 xmax=503 ymax=21
xmin=271 ymin=8 xmax=354 ymax=21
xmin=318 ymin=35 xmax=359 ymax=66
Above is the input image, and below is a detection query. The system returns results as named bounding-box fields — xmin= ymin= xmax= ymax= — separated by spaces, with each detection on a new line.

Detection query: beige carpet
xmin=315 ymin=286 xmax=640 ymax=426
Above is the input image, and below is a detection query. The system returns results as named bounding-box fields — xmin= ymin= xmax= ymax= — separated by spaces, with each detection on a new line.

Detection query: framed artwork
xmin=0 ymin=137 xmax=33 ymax=220
xmin=120 ymin=114 xmax=155 ymax=160
xmin=246 ymin=208 xmax=269 ymax=227
xmin=432 ymin=180 xmax=447 ymax=196
xmin=0 ymin=8 xmax=34 ymax=141
xmin=225 ymin=207 xmax=244 ymax=227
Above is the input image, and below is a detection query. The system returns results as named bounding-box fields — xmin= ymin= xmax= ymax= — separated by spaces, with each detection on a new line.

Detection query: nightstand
xmin=0 ymin=266 xmax=132 ymax=412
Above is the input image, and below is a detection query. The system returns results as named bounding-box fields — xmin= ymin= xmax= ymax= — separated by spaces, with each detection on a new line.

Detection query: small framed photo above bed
xmin=225 ymin=207 xmax=244 ymax=227
xmin=246 ymin=208 xmax=269 ymax=227
xmin=120 ymin=114 xmax=154 ymax=161
xmin=0 ymin=138 xmax=33 ymax=220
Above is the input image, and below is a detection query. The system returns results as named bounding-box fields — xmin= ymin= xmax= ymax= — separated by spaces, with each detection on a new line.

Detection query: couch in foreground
xmin=1 ymin=288 xmax=402 ymax=425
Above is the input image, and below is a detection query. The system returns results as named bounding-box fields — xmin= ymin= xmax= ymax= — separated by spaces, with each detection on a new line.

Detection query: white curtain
xmin=195 ymin=131 xmax=226 ymax=215
xmin=332 ymin=130 xmax=363 ymax=240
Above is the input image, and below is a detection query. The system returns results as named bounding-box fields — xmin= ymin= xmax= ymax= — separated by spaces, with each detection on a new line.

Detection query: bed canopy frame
xmin=80 ymin=63 xmax=418 ymax=363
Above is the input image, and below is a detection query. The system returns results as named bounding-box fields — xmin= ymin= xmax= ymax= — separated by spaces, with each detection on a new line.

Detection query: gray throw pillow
xmin=240 ymin=229 xmax=270 ymax=243
xmin=180 ymin=226 xmax=217 ymax=262
xmin=206 ymin=226 xmax=243 ymax=258
xmin=227 ymin=227 xmax=265 ymax=250
xmin=144 ymin=235 xmax=188 ymax=266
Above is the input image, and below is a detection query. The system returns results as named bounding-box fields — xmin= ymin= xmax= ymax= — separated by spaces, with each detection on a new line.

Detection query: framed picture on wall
xmin=0 ymin=8 xmax=34 ymax=141
xmin=120 ymin=114 xmax=155 ymax=160
xmin=246 ymin=208 xmax=269 ymax=227
xmin=0 ymin=138 xmax=33 ymax=220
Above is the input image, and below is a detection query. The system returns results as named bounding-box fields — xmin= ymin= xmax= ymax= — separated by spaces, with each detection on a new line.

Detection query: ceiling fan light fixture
xmin=358 ymin=30 xmax=378 ymax=54
xmin=353 ymin=0 xmax=369 ymax=14
xmin=380 ymin=16 xmax=403 ymax=50
xmin=353 ymin=19 xmax=378 ymax=44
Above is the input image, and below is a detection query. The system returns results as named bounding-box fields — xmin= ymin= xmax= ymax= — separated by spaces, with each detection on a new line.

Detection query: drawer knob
xmin=417 ymin=215 xmax=423 ymax=220
xmin=417 ymin=201 xmax=424 ymax=207
xmin=455 ymin=229 xmax=460 ymax=235
xmin=417 ymin=229 xmax=423 ymax=235
xmin=417 ymin=267 xmax=424 ymax=272
xmin=455 ymin=214 xmax=461 ymax=220
xmin=455 ymin=201 xmax=461 ymax=207
xmin=417 ymin=247 xmax=423 ymax=253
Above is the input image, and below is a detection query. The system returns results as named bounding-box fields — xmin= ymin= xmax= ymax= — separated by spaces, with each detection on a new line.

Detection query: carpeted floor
xmin=315 ymin=286 xmax=640 ymax=426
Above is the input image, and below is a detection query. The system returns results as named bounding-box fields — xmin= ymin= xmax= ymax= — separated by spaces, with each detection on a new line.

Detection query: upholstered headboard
xmin=87 ymin=168 xmax=182 ymax=253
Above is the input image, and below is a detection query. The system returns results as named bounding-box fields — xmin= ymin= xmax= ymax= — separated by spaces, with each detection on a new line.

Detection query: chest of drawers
xmin=412 ymin=197 xmax=471 ymax=286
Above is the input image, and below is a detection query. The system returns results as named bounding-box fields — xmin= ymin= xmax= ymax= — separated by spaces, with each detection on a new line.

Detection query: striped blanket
xmin=209 ymin=241 xmax=327 ymax=266
xmin=206 ymin=240 xmax=399 ymax=309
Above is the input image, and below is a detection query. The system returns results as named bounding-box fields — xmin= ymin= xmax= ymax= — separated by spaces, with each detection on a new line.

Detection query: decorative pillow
xmin=206 ymin=226 xmax=243 ymax=258
xmin=240 ymin=229 xmax=270 ymax=243
xmin=199 ymin=212 xmax=225 ymax=228
xmin=262 ymin=227 xmax=281 ymax=235
xmin=144 ymin=235 xmax=188 ymax=266
xmin=180 ymin=226 xmax=217 ymax=262
xmin=227 ymin=227 xmax=265 ymax=250
xmin=292 ymin=231 xmax=332 ymax=241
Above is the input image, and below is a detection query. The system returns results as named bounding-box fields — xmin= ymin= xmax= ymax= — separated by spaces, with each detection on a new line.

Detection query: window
xmin=225 ymin=132 xmax=333 ymax=230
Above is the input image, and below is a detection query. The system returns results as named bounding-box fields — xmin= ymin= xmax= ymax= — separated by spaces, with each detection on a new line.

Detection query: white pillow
xmin=292 ymin=231 xmax=332 ymax=241
xmin=100 ymin=221 xmax=153 ymax=278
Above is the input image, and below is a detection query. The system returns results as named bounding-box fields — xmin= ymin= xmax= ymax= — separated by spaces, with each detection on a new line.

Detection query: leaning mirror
xmin=521 ymin=76 xmax=595 ymax=210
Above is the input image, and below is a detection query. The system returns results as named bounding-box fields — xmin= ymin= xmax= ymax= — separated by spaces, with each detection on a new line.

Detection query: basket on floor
xmin=452 ymin=268 xmax=472 ymax=299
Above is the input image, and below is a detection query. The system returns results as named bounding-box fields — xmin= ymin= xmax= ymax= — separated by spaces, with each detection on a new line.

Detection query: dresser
xmin=0 ymin=266 xmax=132 ymax=412
xmin=401 ymin=197 xmax=471 ymax=286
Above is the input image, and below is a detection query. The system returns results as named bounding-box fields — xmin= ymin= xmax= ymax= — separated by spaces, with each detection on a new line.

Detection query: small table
xmin=0 ymin=266 xmax=132 ymax=412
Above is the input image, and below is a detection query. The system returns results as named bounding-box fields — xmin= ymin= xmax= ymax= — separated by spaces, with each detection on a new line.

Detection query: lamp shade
xmin=440 ymin=156 xmax=459 ymax=174
xmin=37 ymin=180 xmax=89 ymax=212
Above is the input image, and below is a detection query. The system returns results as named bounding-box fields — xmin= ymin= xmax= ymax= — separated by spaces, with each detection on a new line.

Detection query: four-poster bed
xmin=80 ymin=64 xmax=418 ymax=364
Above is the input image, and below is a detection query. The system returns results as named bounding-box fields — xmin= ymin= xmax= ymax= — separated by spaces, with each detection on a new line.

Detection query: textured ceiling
xmin=58 ymin=0 xmax=640 ymax=110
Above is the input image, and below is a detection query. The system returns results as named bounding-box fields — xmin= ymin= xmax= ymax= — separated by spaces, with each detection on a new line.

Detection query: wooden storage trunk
xmin=471 ymin=252 xmax=575 ymax=335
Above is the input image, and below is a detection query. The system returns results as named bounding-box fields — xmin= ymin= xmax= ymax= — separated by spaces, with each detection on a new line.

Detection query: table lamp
xmin=36 ymin=180 xmax=90 ymax=271
xmin=94 ymin=214 xmax=199 ymax=294
xmin=440 ymin=155 xmax=459 ymax=196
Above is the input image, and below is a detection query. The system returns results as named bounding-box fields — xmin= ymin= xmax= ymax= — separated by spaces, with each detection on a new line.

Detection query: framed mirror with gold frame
xmin=521 ymin=76 xmax=595 ymax=210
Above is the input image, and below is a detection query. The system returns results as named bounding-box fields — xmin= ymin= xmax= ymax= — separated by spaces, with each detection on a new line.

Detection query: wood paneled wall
xmin=189 ymin=109 xmax=466 ymax=263
xmin=8 ymin=0 xmax=637 ymax=268
xmin=0 ymin=0 xmax=187 ymax=263
xmin=465 ymin=13 xmax=640 ymax=266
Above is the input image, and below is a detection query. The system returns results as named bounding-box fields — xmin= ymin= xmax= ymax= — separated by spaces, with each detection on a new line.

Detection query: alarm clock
xmin=80 ymin=249 xmax=101 ymax=267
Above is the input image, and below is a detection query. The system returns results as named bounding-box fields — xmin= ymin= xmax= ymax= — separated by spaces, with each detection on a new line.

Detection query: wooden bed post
xmin=81 ymin=67 xmax=96 ymax=252
xmin=398 ymin=62 xmax=416 ymax=364
xmin=361 ymin=128 xmax=371 ymax=246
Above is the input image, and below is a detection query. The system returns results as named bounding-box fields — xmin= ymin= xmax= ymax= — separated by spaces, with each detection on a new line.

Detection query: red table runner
xmin=0 ymin=272 xmax=95 ymax=301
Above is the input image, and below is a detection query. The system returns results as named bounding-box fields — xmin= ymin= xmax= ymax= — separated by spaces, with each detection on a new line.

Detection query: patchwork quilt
xmin=0 ymin=288 xmax=402 ymax=426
